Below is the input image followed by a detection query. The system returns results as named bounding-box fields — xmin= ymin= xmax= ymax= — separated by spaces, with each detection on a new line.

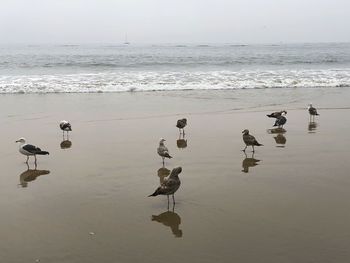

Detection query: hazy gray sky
xmin=1 ymin=0 xmax=349 ymax=44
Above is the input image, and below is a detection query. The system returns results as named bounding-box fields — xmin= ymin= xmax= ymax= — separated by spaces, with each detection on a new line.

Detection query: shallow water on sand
xmin=1 ymin=88 xmax=350 ymax=263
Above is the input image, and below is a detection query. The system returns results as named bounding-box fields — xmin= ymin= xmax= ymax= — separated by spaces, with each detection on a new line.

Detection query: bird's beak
xmin=242 ymin=130 xmax=245 ymax=133
xmin=15 ymin=140 xmax=19 ymax=143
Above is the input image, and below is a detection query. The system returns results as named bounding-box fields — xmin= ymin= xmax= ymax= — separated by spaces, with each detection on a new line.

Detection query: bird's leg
xmin=252 ymin=145 xmax=255 ymax=153
xmin=183 ymin=129 xmax=185 ymax=136
xmin=34 ymin=155 xmax=37 ymax=165
xmin=242 ymin=145 xmax=247 ymax=152
xmin=167 ymin=195 xmax=170 ymax=211
xmin=162 ymin=158 xmax=165 ymax=166
xmin=26 ymin=156 xmax=29 ymax=164
xmin=172 ymin=194 xmax=175 ymax=205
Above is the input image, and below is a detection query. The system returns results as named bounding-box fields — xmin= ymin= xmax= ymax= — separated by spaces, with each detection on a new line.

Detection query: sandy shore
xmin=1 ymin=87 xmax=350 ymax=263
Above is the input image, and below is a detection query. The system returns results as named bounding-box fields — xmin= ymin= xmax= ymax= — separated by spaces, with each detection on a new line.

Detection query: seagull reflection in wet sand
xmin=60 ymin=139 xmax=72 ymax=149
xmin=242 ymin=152 xmax=261 ymax=173
xmin=274 ymin=134 xmax=287 ymax=147
xmin=308 ymin=121 xmax=318 ymax=133
xmin=176 ymin=133 xmax=187 ymax=149
xmin=152 ymin=209 xmax=182 ymax=238
xmin=157 ymin=167 xmax=170 ymax=184
xmin=19 ymin=163 xmax=50 ymax=188
xmin=267 ymin=128 xmax=287 ymax=147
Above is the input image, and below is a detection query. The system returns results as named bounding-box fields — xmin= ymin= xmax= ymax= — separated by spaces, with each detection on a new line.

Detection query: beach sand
xmin=1 ymin=87 xmax=350 ymax=263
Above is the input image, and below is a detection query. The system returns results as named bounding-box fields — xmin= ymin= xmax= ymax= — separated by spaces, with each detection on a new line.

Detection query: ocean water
xmin=0 ymin=43 xmax=350 ymax=93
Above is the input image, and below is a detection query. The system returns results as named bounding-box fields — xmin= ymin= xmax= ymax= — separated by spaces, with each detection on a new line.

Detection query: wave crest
xmin=0 ymin=69 xmax=349 ymax=94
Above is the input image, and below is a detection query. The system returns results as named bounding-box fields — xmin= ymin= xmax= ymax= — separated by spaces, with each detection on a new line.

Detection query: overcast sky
xmin=1 ymin=0 xmax=349 ymax=44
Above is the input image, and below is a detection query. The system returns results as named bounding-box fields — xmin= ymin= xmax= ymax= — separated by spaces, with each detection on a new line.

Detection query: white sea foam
xmin=0 ymin=69 xmax=349 ymax=94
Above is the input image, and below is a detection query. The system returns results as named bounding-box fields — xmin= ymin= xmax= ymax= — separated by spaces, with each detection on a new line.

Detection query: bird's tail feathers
xmin=148 ymin=187 xmax=162 ymax=197
xmin=164 ymin=153 xmax=172 ymax=159
xmin=36 ymin=151 xmax=49 ymax=155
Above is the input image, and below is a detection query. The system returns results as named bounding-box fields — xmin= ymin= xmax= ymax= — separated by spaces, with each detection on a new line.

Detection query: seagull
xmin=157 ymin=138 xmax=172 ymax=164
xmin=176 ymin=118 xmax=187 ymax=134
xmin=59 ymin=120 xmax=72 ymax=136
xmin=267 ymin=110 xmax=287 ymax=118
xmin=308 ymin=103 xmax=319 ymax=121
xmin=16 ymin=138 xmax=49 ymax=164
xmin=273 ymin=115 xmax=287 ymax=128
xmin=242 ymin=129 xmax=263 ymax=152
xmin=149 ymin=167 xmax=182 ymax=206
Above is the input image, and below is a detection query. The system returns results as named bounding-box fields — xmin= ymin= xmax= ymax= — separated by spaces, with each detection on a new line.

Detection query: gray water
xmin=0 ymin=43 xmax=350 ymax=93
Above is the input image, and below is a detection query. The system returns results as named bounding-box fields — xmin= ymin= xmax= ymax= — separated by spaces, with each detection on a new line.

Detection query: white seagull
xmin=59 ymin=120 xmax=72 ymax=135
xmin=16 ymin=138 xmax=49 ymax=164
xmin=176 ymin=118 xmax=187 ymax=134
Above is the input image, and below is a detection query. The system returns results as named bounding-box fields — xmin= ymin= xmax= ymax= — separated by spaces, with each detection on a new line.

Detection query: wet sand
xmin=1 ymin=88 xmax=350 ymax=263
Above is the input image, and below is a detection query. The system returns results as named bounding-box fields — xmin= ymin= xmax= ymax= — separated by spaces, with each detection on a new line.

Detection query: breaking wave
xmin=1 ymin=69 xmax=349 ymax=94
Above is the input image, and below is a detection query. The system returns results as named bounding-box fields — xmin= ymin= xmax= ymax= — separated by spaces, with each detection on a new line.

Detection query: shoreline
xmin=1 ymin=87 xmax=350 ymax=262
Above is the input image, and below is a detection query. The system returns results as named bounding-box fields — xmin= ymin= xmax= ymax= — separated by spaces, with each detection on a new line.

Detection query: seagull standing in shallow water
xmin=60 ymin=120 xmax=72 ymax=136
xmin=308 ymin=103 xmax=319 ymax=121
xmin=16 ymin=138 xmax=49 ymax=164
xmin=273 ymin=115 xmax=287 ymax=128
xmin=157 ymin=138 xmax=172 ymax=165
xmin=176 ymin=118 xmax=187 ymax=134
xmin=149 ymin=167 xmax=182 ymax=207
xmin=242 ymin=129 xmax=263 ymax=153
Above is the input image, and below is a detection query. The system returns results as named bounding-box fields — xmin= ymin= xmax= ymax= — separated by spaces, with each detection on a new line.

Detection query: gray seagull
xmin=149 ymin=167 xmax=182 ymax=205
xmin=308 ymin=103 xmax=319 ymax=121
xmin=273 ymin=115 xmax=287 ymax=128
xmin=157 ymin=138 xmax=172 ymax=164
xmin=242 ymin=129 xmax=263 ymax=152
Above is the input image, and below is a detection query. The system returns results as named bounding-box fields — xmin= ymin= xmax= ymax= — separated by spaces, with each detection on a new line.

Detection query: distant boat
xmin=124 ymin=33 xmax=130 ymax=45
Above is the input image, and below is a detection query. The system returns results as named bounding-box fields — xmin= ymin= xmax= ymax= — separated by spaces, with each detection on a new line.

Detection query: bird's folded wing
xmin=23 ymin=144 xmax=40 ymax=153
